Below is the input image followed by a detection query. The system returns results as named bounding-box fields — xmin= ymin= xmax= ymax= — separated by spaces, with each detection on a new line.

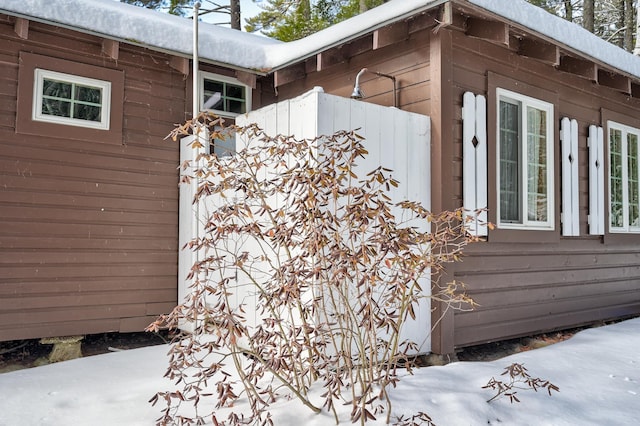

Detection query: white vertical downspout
xmin=193 ymin=2 xmax=200 ymax=119
xmin=178 ymin=3 xmax=204 ymax=332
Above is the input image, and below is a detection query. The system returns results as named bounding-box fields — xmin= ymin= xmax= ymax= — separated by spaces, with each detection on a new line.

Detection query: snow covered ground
xmin=0 ymin=317 xmax=639 ymax=425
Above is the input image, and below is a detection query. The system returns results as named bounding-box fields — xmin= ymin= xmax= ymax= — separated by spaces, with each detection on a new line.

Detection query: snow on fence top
xmin=3 ymin=0 xmax=640 ymax=79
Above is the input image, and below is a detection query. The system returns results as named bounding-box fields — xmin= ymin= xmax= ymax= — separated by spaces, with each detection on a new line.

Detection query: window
xmin=608 ymin=121 xmax=640 ymax=232
xmin=496 ymin=89 xmax=554 ymax=229
xmin=33 ymin=69 xmax=111 ymax=130
xmin=211 ymin=128 xmax=236 ymax=158
xmin=200 ymin=72 xmax=250 ymax=117
xmin=200 ymin=72 xmax=251 ymax=157
xmin=18 ymin=52 xmax=124 ymax=144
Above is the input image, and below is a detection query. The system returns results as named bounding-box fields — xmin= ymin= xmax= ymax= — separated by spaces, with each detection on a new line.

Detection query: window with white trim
xmin=608 ymin=121 xmax=640 ymax=232
xmin=200 ymin=72 xmax=251 ymax=157
xmin=200 ymin=72 xmax=250 ymax=117
xmin=496 ymin=88 xmax=554 ymax=229
xmin=33 ymin=69 xmax=111 ymax=130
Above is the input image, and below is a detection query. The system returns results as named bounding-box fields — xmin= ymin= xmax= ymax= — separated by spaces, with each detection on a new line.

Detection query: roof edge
xmin=264 ymin=0 xmax=448 ymax=72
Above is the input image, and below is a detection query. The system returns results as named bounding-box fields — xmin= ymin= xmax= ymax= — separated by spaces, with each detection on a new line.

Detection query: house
xmin=2 ymin=0 xmax=640 ymax=356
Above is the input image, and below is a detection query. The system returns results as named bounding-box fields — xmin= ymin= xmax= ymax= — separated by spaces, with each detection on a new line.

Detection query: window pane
xmin=527 ymin=107 xmax=548 ymax=222
xmin=226 ymin=83 xmax=245 ymax=99
xmin=43 ymin=79 xmax=72 ymax=99
xmin=610 ymin=128 xmax=624 ymax=227
xmin=499 ymin=100 xmax=521 ymax=222
xmin=226 ymin=99 xmax=246 ymax=114
xmin=203 ymin=80 xmax=223 ymax=94
xmin=628 ymin=133 xmax=639 ymax=227
xmin=75 ymin=85 xmax=102 ymax=104
xmin=211 ymin=135 xmax=236 ymax=157
xmin=42 ymin=99 xmax=71 ymax=117
xmin=203 ymin=79 xmax=224 ymax=110
xmin=202 ymin=77 xmax=248 ymax=115
xmin=203 ymin=91 xmax=223 ymax=110
xmin=74 ymin=104 xmax=102 ymax=122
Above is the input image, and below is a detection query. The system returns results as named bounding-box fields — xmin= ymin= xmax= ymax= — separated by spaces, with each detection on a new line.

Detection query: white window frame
xmin=199 ymin=71 xmax=251 ymax=118
xmin=607 ymin=120 xmax=640 ymax=233
xmin=199 ymin=72 xmax=251 ymax=157
xmin=496 ymin=88 xmax=555 ymax=230
xmin=33 ymin=69 xmax=111 ymax=130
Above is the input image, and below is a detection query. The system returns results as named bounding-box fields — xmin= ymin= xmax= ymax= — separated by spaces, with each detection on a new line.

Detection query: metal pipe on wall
xmin=192 ymin=2 xmax=200 ymax=120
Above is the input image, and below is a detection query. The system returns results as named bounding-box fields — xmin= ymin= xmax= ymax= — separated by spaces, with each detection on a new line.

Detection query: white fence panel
xmin=179 ymin=88 xmax=431 ymax=351
xmin=238 ymin=88 xmax=432 ymax=353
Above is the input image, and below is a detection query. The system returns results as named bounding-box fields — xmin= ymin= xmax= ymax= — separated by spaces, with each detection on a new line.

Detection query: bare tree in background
xmin=624 ymin=0 xmax=635 ymax=50
xmin=526 ymin=0 xmax=639 ymax=53
xmin=230 ymin=0 xmax=240 ymax=29
xmin=563 ymin=0 xmax=573 ymax=21
xmin=583 ymin=0 xmax=594 ymax=32
xmin=634 ymin=2 xmax=640 ymax=54
xmin=197 ymin=0 xmax=241 ymax=29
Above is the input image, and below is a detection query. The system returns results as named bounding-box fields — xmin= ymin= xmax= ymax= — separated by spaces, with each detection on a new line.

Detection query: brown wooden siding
xmin=275 ymin=28 xmax=432 ymax=115
xmin=7 ymin=2 xmax=640 ymax=353
xmin=0 ymin=15 xmax=185 ymax=341
xmin=271 ymin=17 xmax=640 ymax=353
xmin=449 ymin=27 xmax=640 ymax=347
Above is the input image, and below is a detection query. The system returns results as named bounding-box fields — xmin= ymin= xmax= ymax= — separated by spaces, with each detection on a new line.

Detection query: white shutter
xmin=560 ymin=117 xmax=580 ymax=236
xmin=462 ymin=92 xmax=488 ymax=236
xmin=588 ymin=125 xmax=605 ymax=235
xmin=475 ymin=95 xmax=488 ymax=236
xmin=462 ymin=92 xmax=476 ymax=224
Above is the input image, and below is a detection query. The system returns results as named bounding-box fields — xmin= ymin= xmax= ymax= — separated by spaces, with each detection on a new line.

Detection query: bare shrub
xmin=483 ymin=363 xmax=560 ymax=403
xmin=148 ymin=113 xmax=478 ymax=425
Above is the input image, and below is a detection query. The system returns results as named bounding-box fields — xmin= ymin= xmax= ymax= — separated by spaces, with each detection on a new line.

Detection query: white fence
xmin=179 ymin=87 xmax=432 ymax=351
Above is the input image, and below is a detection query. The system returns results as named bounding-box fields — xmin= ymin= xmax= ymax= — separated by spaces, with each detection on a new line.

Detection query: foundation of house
xmin=39 ymin=335 xmax=84 ymax=363
xmin=420 ymin=352 xmax=459 ymax=366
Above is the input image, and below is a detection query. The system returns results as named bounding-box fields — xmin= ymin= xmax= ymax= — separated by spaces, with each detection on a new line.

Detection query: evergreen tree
xmin=583 ymin=0 xmax=594 ymax=32
xmin=245 ymin=0 xmax=385 ymax=41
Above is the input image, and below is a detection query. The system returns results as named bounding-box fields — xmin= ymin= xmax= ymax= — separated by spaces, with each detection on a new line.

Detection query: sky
xmin=239 ymin=0 xmax=261 ymax=26
xmin=0 ymin=316 xmax=638 ymax=425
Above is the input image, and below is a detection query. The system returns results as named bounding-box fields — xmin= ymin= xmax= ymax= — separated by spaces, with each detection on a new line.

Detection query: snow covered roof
xmin=3 ymin=0 xmax=640 ymax=80
xmin=276 ymin=0 xmax=640 ymax=79
xmin=470 ymin=0 xmax=640 ymax=81
xmin=0 ymin=0 xmax=280 ymax=71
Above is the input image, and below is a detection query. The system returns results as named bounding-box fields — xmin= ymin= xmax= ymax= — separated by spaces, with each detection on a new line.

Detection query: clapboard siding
xmin=0 ymin=15 xmax=184 ymax=341
xmin=272 ymin=18 xmax=640 ymax=351
xmin=217 ymin=14 xmax=640 ymax=353
xmin=454 ymin=242 xmax=640 ymax=347
xmin=449 ymin=27 xmax=640 ymax=347
xmin=276 ymin=28 xmax=431 ymax=113
xmin=1 ymin=277 xmax=176 ymax=295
